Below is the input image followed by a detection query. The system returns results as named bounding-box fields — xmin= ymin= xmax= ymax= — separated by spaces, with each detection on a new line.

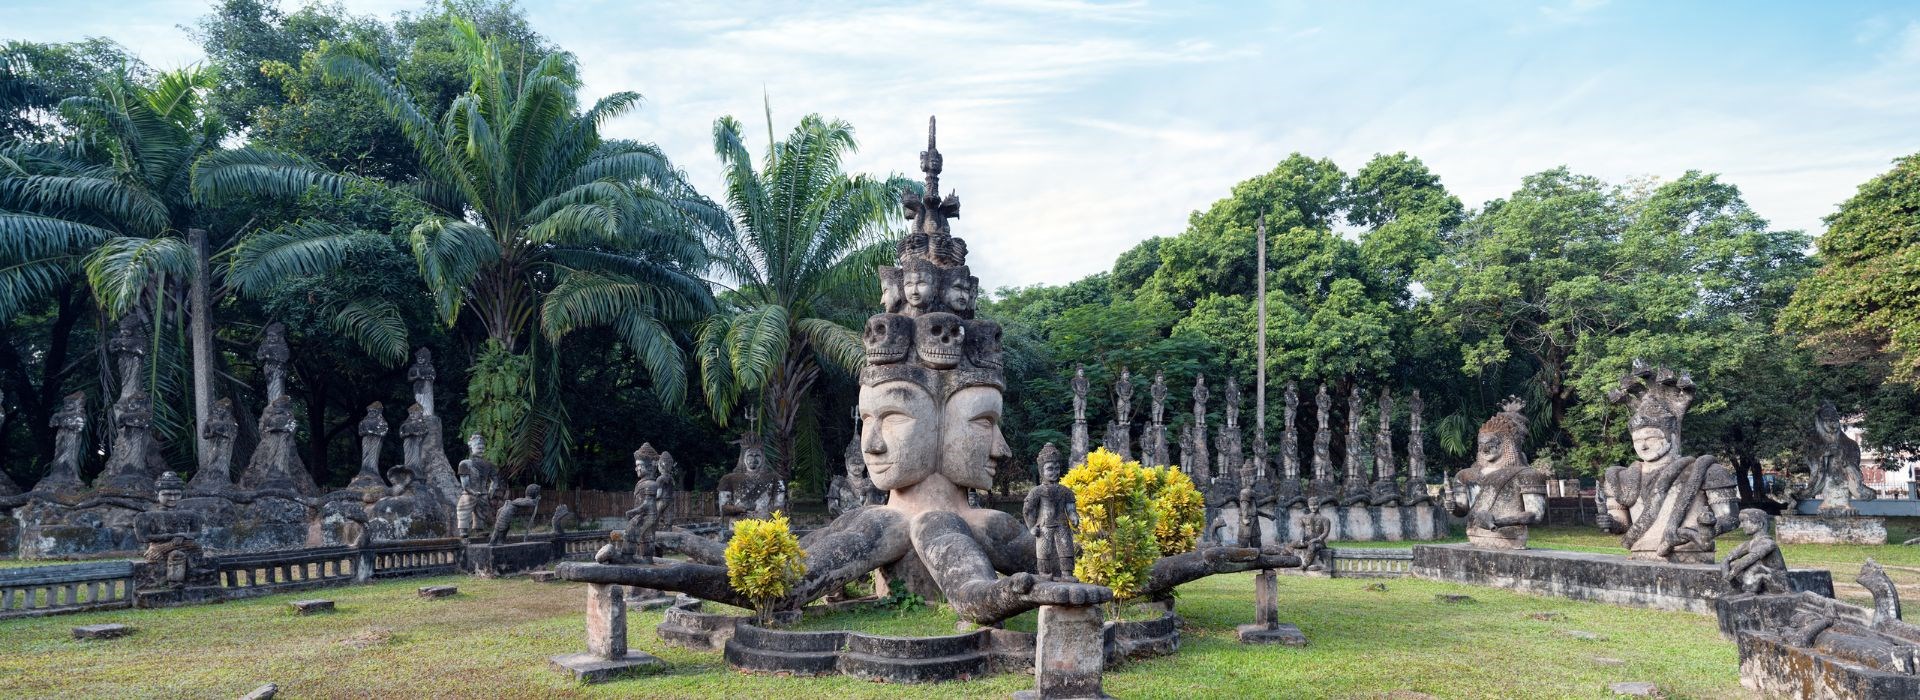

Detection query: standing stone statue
xmin=1107 ymin=367 xmax=1134 ymax=460
xmin=1024 ymin=444 xmax=1079 ymax=582
xmin=109 ymin=315 xmax=147 ymax=405
xmin=1597 ymin=364 xmax=1739 ymax=563
xmin=456 ymin=433 xmax=499 ymax=541
xmin=1276 ymin=382 xmax=1305 ymax=509
xmin=657 ymin=451 xmax=679 ymax=517
xmin=134 ymin=472 xmax=213 ymax=590
xmin=1203 ymin=464 xmax=1241 ymax=547
xmin=1070 ymin=365 xmax=1091 ymax=467
xmin=1339 ymin=385 xmax=1371 ymax=506
xmin=97 ymin=390 xmax=158 ymax=494
xmin=257 ymin=322 xmax=289 ymax=404
xmin=348 ymin=403 xmax=390 ymax=493
xmin=551 ymin=504 xmax=579 ymax=533
xmin=1444 ymin=397 xmax=1548 ymax=549
xmin=408 ymin=348 xmax=437 ymax=416
xmin=488 ymin=484 xmax=543 ymax=546
xmin=829 ymin=434 xmax=880 ymax=515
xmin=1190 ymin=374 xmax=1211 ymax=480
xmin=1217 ymin=378 xmax=1244 ymax=482
xmin=624 ymin=445 xmax=666 ymax=564
xmin=1306 ymin=384 xmax=1338 ymax=510
xmin=32 ymin=392 xmax=88 ymax=494
xmin=1722 ymin=508 xmax=1790 ymax=594
xmin=404 ymin=349 xmax=462 ymax=504
xmin=399 ymin=403 xmax=431 ymax=477
xmin=187 ymin=398 xmax=239 ymax=495
xmin=240 ymin=395 xmax=315 ymax=494
xmin=1235 ymin=459 xmax=1261 ymax=549
xmin=1805 ymin=401 xmax=1873 ymax=515
xmin=1369 ymin=388 xmax=1402 ymax=506
xmin=0 ymin=397 xmax=14 ymax=498
xmin=717 ymin=433 xmax=783 ymax=523
xmin=1145 ymin=371 xmax=1170 ymax=467
xmin=1403 ymin=390 xmax=1432 ymax=505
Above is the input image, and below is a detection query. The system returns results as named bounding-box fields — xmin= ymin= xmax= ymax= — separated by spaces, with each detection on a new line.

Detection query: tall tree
xmin=1780 ymin=153 xmax=1920 ymax=382
xmin=695 ymin=113 xmax=911 ymax=481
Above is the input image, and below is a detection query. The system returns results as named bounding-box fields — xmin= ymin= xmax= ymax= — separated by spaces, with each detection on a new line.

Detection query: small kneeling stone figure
xmin=1721 ymin=508 xmax=1790 ymax=594
xmin=1024 ymin=443 xmax=1079 ymax=582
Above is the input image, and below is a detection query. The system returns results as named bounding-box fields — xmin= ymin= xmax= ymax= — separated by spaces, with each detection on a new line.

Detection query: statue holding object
xmin=1024 ymin=444 xmax=1078 ymax=582
xmin=1444 ymin=397 xmax=1547 ymax=549
xmin=1597 ymin=364 xmax=1739 ymax=564
xmin=1722 ymin=508 xmax=1790 ymax=595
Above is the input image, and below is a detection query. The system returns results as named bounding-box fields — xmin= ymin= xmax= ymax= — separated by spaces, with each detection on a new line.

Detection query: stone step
xmin=845 ymin=629 xmax=988 ymax=659
xmin=72 ymin=623 xmax=131 ymax=640
xmin=417 ymin=585 xmax=458 ymax=599
xmin=723 ymin=639 xmax=841 ymax=676
xmin=732 ymin=624 xmax=846 ymax=653
xmin=288 ymin=599 xmax=334 ymax=615
xmin=838 ymin=649 xmax=992 ymax=683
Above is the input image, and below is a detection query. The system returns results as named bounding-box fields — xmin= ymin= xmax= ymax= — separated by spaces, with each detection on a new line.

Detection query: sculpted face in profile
xmin=860 ymin=381 xmax=941 ymax=491
xmin=944 ymin=272 xmax=977 ymax=315
xmin=940 ymin=385 xmax=1007 ymax=491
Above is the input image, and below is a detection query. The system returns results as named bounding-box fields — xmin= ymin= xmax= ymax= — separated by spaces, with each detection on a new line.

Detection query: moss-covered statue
xmin=1597 ymin=364 xmax=1738 ymax=564
xmin=1443 ymin=397 xmax=1546 ymax=549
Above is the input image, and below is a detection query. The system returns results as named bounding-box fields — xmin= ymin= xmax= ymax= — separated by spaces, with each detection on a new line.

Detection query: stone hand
xmin=1012 ymin=573 xmax=1114 ymax=607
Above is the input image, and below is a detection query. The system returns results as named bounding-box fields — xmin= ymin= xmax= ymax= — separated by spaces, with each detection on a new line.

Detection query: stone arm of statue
xmin=1142 ymin=546 xmax=1302 ymax=600
xmin=1595 ymin=467 xmax=1629 ymax=534
xmin=1503 ymin=492 xmax=1549 ymax=527
xmin=655 ymin=529 xmax=727 ymax=566
xmin=559 ymin=561 xmax=758 ymax=609
xmin=1022 ymin=489 xmax=1042 ymax=537
xmin=1721 ymin=541 xmax=1763 ymax=583
xmin=910 ymin=510 xmax=1111 ymax=624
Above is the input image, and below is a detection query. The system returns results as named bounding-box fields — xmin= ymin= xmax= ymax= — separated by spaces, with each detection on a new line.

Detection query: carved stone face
xmin=915 ymin=313 xmax=965 ymax=369
xmin=879 ymin=267 xmax=905 ymax=314
xmin=903 ymin=265 xmax=935 ymax=311
xmin=1739 ymin=509 xmax=1766 ymax=535
xmin=963 ymin=319 xmax=1002 ymax=370
xmin=1476 ymin=432 xmax=1506 ymax=465
xmin=864 ymin=314 xmax=912 ymax=365
xmin=1631 ymin=427 xmax=1673 ymax=463
xmin=860 ymin=381 xmax=940 ymax=491
xmin=157 ymin=489 xmax=182 ymax=510
xmin=944 ymin=274 xmax=976 ymax=314
xmin=468 ymin=433 xmax=485 ymax=455
xmin=741 ymin=446 xmax=764 ymax=474
xmin=388 ymin=467 xmax=415 ymax=495
xmin=940 ymin=386 xmax=1006 ymax=491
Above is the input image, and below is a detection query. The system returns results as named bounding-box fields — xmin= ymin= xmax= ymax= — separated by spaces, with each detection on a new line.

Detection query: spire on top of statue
xmin=899 ymin=116 xmax=965 ymax=268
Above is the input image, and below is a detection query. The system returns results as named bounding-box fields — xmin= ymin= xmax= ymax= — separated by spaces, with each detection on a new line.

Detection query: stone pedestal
xmin=1408 ymin=503 xmax=1437 ymax=540
xmin=1236 ymin=569 xmax=1309 ymax=646
xmin=133 ymin=586 xmax=227 ymax=608
xmin=1342 ymin=506 xmax=1375 ymax=541
xmin=1015 ymin=604 xmax=1112 ymax=700
xmin=1374 ymin=506 xmax=1403 ymax=542
xmin=1776 ymin=515 xmax=1888 ymax=545
xmin=1412 ymin=544 xmax=1834 ymax=614
xmin=1793 ymin=498 xmax=1920 ymax=517
xmin=463 ymin=541 xmax=554 ymax=578
xmin=551 ymin=583 xmax=665 ymax=683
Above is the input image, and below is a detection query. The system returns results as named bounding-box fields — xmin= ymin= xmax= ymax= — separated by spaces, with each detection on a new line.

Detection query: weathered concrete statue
xmin=1024 ymin=444 xmax=1079 ymax=582
xmin=1217 ymin=377 xmax=1244 ymax=480
xmin=1145 ymin=371 xmax=1170 ymax=467
xmin=32 ymin=392 xmax=88 ymax=494
xmin=188 ymin=398 xmax=239 ymax=495
xmin=134 ymin=472 xmax=211 ymax=590
xmin=624 ymin=444 xmax=666 ymax=564
xmin=1369 ymin=389 xmax=1402 ymax=506
xmin=1306 ymin=384 xmax=1339 ymax=510
xmin=1286 ymin=505 xmax=1331 ymax=572
xmin=828 ymin=434 xmax=881 ymax=515
xmin=1722 ymin=508 xmax=1790 ymax=595
xmin=1444 ymin=397 xmax=1547 ymax=549
xmin=556 ymin=118 xmax=1296 ymax=625
xmin=1275 ymin=382 xmax=1305 ymax=509
xmin=551 ymin=504 xmax=579 ymax=533
xmin=489 ymin=484 xmax=542 ymax=546
xmin=456 ymin=434 xmax=499 ymax=541
xmin=716 ymin=433 xmax=783 ymax=523
xmin=1190 ymin=374 xmax=1211 ymax=479
xmin=1403 ymin=390 xmax=1432 ymax=505
xmin=1805 ymin=400 xmax=1873 ymax=515
xmin=1106 ymin=367 xmax=1134 ymax=460
xmin=257 ymin=322 xmax=289 ymax=402
xmin=1340 ymin=385 xmax=1371 ymax=506
xmin=348 ymin=402 xmax=390 ymax=494
xmin=1069 ymin=364 xmax=1091 ymax=466
xmin=1598 ymin=364 xmax=1738 ymax=563
xmin=97 ymin=390 xmax=158 ymax=494
xmin=240 ymin=395 xmax=315 ymax=494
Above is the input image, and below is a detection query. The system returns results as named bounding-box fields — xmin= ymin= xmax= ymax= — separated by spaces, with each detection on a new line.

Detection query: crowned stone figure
xmin=1275 ymin=382 xmax=1305 ymax=509
xmin=1024 ymin=444 xmax=1079 ymax=582
xmin=97 ymin=390 xmax=159 ymax=494
xmin=348 ymin=403 xmax=390 ymax=494
xmin=717 ymin=433 xmax=783 ymax=523
xmin=456 ymin=434 xmax=499 ymax=540
xmin=134 ymin=472 xmax=213 ymax=590
xmin=241 ymin=395 xmax=316 ymax=494
xmin=829 ymin=434 xmax=881 ymax=515
xmin=1597 ymin=364 xmax=1738 ymax=563
xmin=1444 ymin=397 xmax=1547 ymax=549
xmin=623 ymin=445 xmax=666 ymax=563
xmin=1306 ymin=384 xmax=1339 ymax=510
xmin=1403 ymin=390 xmax=1432 ymax=505
xmin=1339 ymin=385 xmax=1371 ymax=506
xmin=1369 ymin=389 xmax=1402 ymax=506
xmin=1070 ymin=365 xmax=1091 ymax=467
xmin=1190 ymin=374 xmax=1211 ymax=479
xmin=257 ymin=322 xmax=290 ymax=404
xmin=32 ymin=392 xmax=88 ymax=495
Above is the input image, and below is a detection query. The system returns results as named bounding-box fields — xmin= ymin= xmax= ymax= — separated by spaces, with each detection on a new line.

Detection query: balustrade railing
xmin=216 ymin=546 xmax=362 ymax=599
xmin=1328 ymin=548 xmax=1414 ymax=578
xmin=0 ymin=561 xmax=137 ymax=619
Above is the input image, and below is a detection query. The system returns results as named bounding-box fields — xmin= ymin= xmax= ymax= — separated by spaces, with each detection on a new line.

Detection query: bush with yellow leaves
xmin=1061 ymin=448 xmax=1160 ymax=602
xmin=724 ymin=511 xmax=807 ymax=626
xmin=1144 ymin=466 xmax=1204 ymax=555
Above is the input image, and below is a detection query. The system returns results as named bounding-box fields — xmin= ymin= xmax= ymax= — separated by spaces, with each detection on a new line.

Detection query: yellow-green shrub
xmin=1145 ymin=466 xmax=1204 ymax=555
xmin=1061 ymin=448 xmax=1159 ymax=601
xmin=724 ymin=511 xmax=807 ymax=625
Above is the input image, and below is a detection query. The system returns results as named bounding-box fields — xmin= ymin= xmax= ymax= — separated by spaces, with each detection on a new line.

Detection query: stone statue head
xmin=942 ymin=266 xmax=977 ymax=315
xmin=843 ymin=435 xmax=866 ymax=478
xmin=1630 ymin=426 xmax=1673 ymax=463
xmin=52 ymin=391 xmax=85 ymax=429
xmin=408 ymin=347 xmax=435 ymax=380
xmin=659 ymin=451 xmax=677 ymax=481
xmin=386 ymin=465 xmax=415 ymax=496
xmin=1612 ymin=362 xmax=1693 ymax=454
xmin=1477 ymin=397 xmax=1528 ymax=468
xmin=634 ymin=443 xmax=660 ymax=479
xmin=902 ymin=258 xmax=937 ymax=312
xmin=360 ymin=402 xmax=387 ymax=437
xmin=524 ymin=483 xmax=542 ymax=499
xmin=1738 ymin=508 xmax=1771 ymax=537
xmin=879 ymin=266 xmax=905 ymax=314
xmin=962 ymin=318 xmax=1002 ymax=370
xmin=258 ymin=322 xmax=288 ymax=363
xmin=941 ymin=385 xmax=1007 ymax=490
xmin=467 ymin=433 xmax=485 ymax=455
xmin=864 ymin=313 xmax=913 ymax=366
xmin=860 ymin=380 xmax=941 ymax=491
xmin=1038 ymin=442 xmax=1064 ymax=483
xmin=1814 ymin=401 xmax=1842 ymax=440
xmin=154 ymin=471 xmax=186 ymax=509
xmin=737 ymin=434 xmax=766 ymax=475
xmin=206 ymin=398 xmax=238 ymax=438
xmin=914 ymin=313 xmax=965 ymax=369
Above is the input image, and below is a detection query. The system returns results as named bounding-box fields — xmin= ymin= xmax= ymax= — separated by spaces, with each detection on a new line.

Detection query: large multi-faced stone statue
xmin=716 ymin=433 xmax=784 ymax=523
xmin=1805 ymin=400 xmax=1873 ymax=515
xmin=134 ymin=472 xmax=213 ymax=590
xmin=1597 ymin=364 xmax=1738 ymax=564
xmin=557 ymin=118 xmax=1299 ymax=625
xmin=1024 ymin=443 xmax=1079 ymax=582
xmin=1444 ymin=397 xmax=1547 ymax=549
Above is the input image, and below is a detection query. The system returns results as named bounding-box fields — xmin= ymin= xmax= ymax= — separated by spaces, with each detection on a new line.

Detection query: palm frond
xmin=83 ymin=235 xmax=192 ymax=316
xmin=796 ymin=317 xmax=863 ymax=374
xmin=0 ymin=174 xmax=167 ymax=235
xmin=410 ymin=217 xmax=500 ymax=326
xmin=191 ymin=147 xmax=349 ymax=204
xmin=328 ymin=298 xmax=410 ymax=367
xmin=225 ymin=220 xmax=386 ymax=295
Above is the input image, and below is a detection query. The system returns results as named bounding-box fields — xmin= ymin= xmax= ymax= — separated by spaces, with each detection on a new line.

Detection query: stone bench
xmin=72 ymin=623 xmax=132 ymax=640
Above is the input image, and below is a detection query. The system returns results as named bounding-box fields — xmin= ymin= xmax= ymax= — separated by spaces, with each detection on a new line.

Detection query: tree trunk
xmin=764 ymin=339 xmax=820 ymax=482
xmin=189 ymin=228 xmax=214 ymax=464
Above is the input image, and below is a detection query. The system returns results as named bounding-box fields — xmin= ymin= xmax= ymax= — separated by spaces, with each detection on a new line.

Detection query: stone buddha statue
xmin=1598 ymin=364 xmax=1739 ymax=564
xmin=134 ymin=472 xmax=211 ymax=590
xmin=1444 ymin=397 xmax=1547 ymax=549
xmin=716 ymin=434 xmax=783 ymax=523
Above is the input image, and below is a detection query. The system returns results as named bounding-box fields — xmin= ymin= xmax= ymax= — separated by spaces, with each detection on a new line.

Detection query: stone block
xmin=586 ymin=584 xmax=626 ymax=659
xmin=1737 ymin=629 xmax=1920 ymax=698
xmin=1412 ymin=543 xmax=1833 ymax=614
xmin=417 ymin=585 xmax=458 ymax=599
xmin=289 ymin=599 xmax=335 ymax=615
xmin=1016 ymin=604 xmax=1112 ymax=700
xmin=463 ymin=542 xmax=554 ymax=578
xmin=1607 ymin=681 xmax=1660 ymax=697
xmin=72 ymin=623 xmax=132 ymax=640
xmin=549 ymin=651 xmax=665 ymax=684
xmin=530 ymin=570 xmax=559 ymax=582
xmin=1794 ymin=498 xmax=1920 ymax=517
xmin=1235 ymin=622 xmax=1307 ymax=646
xmin=241 ymin=683 xmax=278 ymax=699
xmin=1776 ymin=515 xmax=1888 ymax=545
xmin=133 ymin=586 xmax=226 ymax=609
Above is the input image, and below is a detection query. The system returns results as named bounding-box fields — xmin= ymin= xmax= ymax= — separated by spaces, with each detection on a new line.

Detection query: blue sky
xmin=11 ymin=0 xmax=1920 ymax=288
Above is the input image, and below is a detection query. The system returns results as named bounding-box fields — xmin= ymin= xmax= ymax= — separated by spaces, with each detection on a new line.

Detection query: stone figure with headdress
xmin=1443 ymin=397 xmax=1547 ymax=549
xmin=1597 ymin=363 xmax=1738 ymax=563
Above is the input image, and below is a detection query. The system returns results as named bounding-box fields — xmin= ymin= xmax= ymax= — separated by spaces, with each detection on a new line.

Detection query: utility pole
xmin=1255 ymin=213 xmax=1268 ymax=442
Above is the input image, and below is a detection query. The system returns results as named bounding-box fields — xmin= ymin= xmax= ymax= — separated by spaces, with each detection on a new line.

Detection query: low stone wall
xmin=1777 ymin=515 xmax=1888 ymax=545
xmin=1411 ymin=543 xmax=1834 ymax=614
xmin=0 ymin=560 xmax=136 ymax=619
xmin=1736 ymin=630 xmax=1920 ymax=698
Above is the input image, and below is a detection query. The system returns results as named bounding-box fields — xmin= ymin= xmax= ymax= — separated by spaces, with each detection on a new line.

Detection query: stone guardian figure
xmin=187 ymin=398 xmax=240 ymax=495
xmin=1721 ymin=508 xmax=1790 ymax=594
xmin=1024 ymin=444 xmax=1079 ymax=582
xmin=456 ymin=434 xmax=499 ymax=541
xmin=348 ymin=403 xmax=390 ymax=494
xmin=1070 ymin=365 xmax=1091 ymax=467
xmin=1444 ymin=397 xmax=1548 ymax=549
xmin=1597 ymin=364 xmax=1739 ymax=564
xmin=1805 ymin=401 xmax=1873 ymax=515
xmin=134 ymin=472 xmax=212 ymax=590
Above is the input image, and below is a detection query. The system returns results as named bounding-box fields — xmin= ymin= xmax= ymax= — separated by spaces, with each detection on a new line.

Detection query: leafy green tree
xmin=0 ymin=39 xmax=149 ymax=142
xmin=234 ymin=18 xmax=721 ymax=477
xmin=1780 ymin=153 xmax=1920 ymax=382
xmin=695 ymin=113 xmax=912 ymax=480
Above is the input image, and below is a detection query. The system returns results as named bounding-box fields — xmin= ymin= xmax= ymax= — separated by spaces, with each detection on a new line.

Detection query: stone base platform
xmin=1794 ymin=498 xmax=1920 ymax=517
xmin=1736 ymin=629 xmax=1920 ymax=699
xmin=1777 ymin=515 xmax=1888 ymax=545
xmin=133 ymin=586 xmax=227 ymax=609
xmin=463 ymin=542 xmax=553 ymax=578
xmin=1411 ymin=544 xmax=1833 ymax=614
xmin=1235 ymin=622 xmax=1307 ymax=646
xmin=549 ymin=651 xmax=665 ymax=684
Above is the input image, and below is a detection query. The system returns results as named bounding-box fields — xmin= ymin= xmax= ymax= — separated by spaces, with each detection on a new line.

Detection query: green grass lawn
xmin=0 ymin=568 xmax=1748 ymax=699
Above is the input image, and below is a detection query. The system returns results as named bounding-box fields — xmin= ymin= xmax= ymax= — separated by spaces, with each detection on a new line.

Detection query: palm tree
xmin=232 ymin=18 xmax=722 ymax=476
xmin=0 ymin=65 xmax=350 ymax=463
xmin=697 ymin=113 xmax=914 ymax=480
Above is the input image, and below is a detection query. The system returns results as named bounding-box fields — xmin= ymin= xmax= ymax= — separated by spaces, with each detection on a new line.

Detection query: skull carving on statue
xmin=865 ymin=313 xmax=913 ymax=365
xmin=915 ymin=312 xmax=966 ymax=369
xmin=963 ymin=319 xmax=1003 ymax=370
